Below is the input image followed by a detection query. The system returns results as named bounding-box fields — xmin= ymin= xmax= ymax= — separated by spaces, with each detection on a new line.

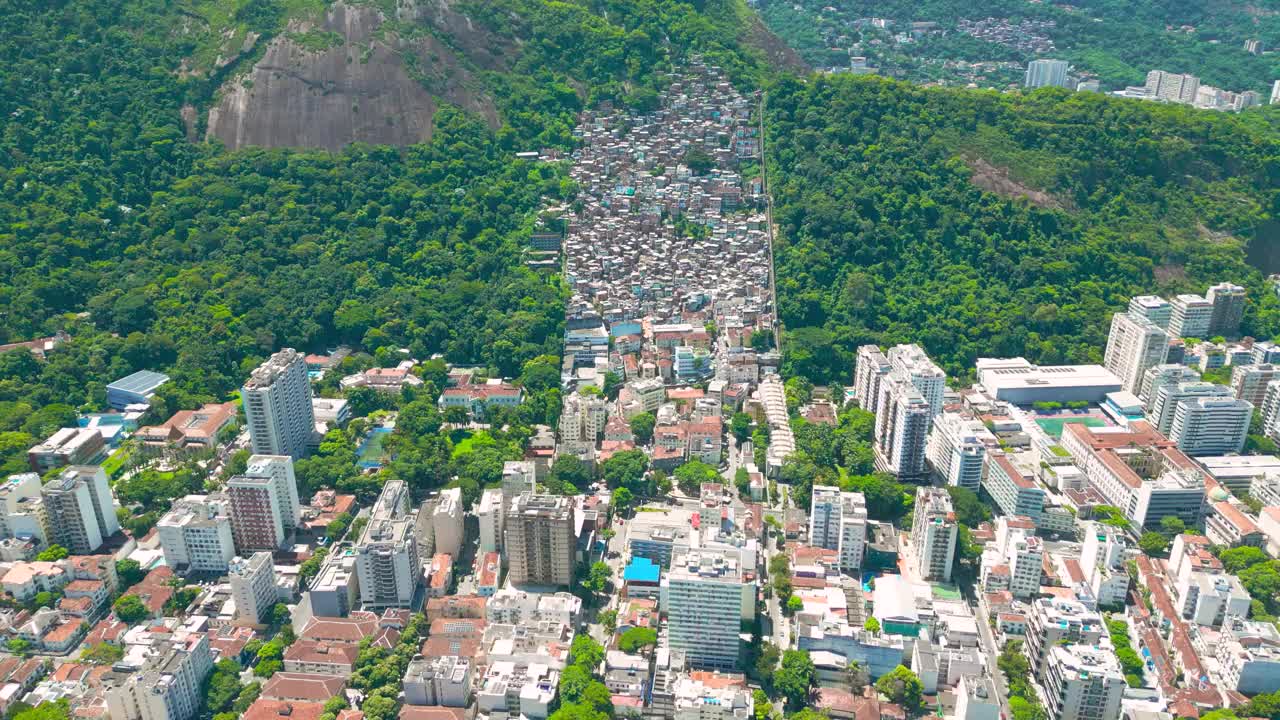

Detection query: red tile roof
xmin=261 ymin=673 xmax=347 ymax=702
xmin=243 ymin=699 xmax=326 ymax=720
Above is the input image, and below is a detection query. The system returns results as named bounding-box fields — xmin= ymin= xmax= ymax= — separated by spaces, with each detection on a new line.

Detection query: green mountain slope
xmin=766 ymin=75 xmax=1280 ymax=382
xmin=0 ymin=0 xmax=784 ymax=474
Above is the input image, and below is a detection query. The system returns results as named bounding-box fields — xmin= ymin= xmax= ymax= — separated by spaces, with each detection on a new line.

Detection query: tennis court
xmin=1034 ymin=416 xmax=1107 ymax=439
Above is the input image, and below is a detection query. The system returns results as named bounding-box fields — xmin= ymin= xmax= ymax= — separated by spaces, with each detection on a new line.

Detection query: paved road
xmin=975 ymin=594 xmax=1013 ymax=720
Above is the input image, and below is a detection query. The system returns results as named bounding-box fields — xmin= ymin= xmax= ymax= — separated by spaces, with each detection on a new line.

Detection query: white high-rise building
xmin=886 ymin=344 xmax=946 ymax=416
xmin=1263 ymin=380 xmax=1280 ymax=442
xmin=1233 ymin=363 xmax=1277 ymax=407
xmin=431 ymin=487 xmax=465 ymax=558
xmin=478 ymin=487 xmax=505 ymax=554
xmin=854 ymin=345 xmax=891 ymax=411
xmin=873 ymin=373 xmax=933 ymax=479
xmin=663 ymin=548 xmax=752 ymax=671
xmin=1043 ymin=645 xmax=1126 ymax=720
xmin=926 ymin=412 xmax=992 ymax=492
xmin=244 ymin=455 xmax=301 ymax=530
xmin=1024 ymin=598 xmax=1104 ymax=677
xmin=157 ymin=494 xmax=236 ymax=573
xmin=911 ymin=487 xmax=957 ymax=582
xmin=42 ymin=465 xmax=118 ymax=554
xmin=1149 ymin=381 xmax=1232 ymax=434
xmin=1169 ymin=294 xmax=1214 ymax=339
xmin=1139 ymin=364 xmax=1198 ymax=410
xmin=242 ymin=348 xmax=315 ymax=460
xmin=809 ymin=486 xmax=868 ymax=573
xmin=0 ymin=473 xmax=49 ymax=546
xmin=355 ymin=479 xmax=420 ymax=608
xmin=955 ymin=675 xmax=1000 ymax=720
xmin=558 ymin=391 xmax=607 ymax=456
xmin=1271 ymin=80 xmax=1280 ymax=105
xmin=1128 ymin=295 xmax=1172 ymax=329
xmin=229 ymin=552 xmax=277 ymax=627
xmin=1146 ymin=70 xmax=1200 ymax=104
xmin=1169 ymin=396 xmax=1251 ymax=456
xmin=1079 ymin=522 xmax=1129 ymax=609
xmin=105 ymin=631 xmax=213 ymax=720
xmin=1104 ymin=312 xmax=1169 ymax=394
xmin=1025 ymin=59 xmax=1071 ymax=88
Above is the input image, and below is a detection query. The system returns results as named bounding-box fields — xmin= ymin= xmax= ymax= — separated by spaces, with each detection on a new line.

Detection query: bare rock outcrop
xmin=206 ymin=1 xmax=499 ymax=151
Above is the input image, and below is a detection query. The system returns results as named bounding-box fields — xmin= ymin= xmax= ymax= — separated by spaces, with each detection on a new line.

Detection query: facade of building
xmin=1150 ymin=381 xmax=1232 ymax=434
xmin=1042 ymin=645 xmax=1125 ymax=720
xmin=226 ymin=476 xmax=285 ymax=552
xmin=403 ymin=655 xmax=472 ymax=707
xmin=1060 ymin=421 xmax=1205 ymax=529
xmin=926 ymin=412 xmax=992 ymax=491
xmin=1025 ymin=59 xmax=1071 ymax=88
xmin=431 ymin=487 xmax=465 ymax=558
xmin=854 ymin=346 xmax=891 ymax=412
xmin=355 ymin=479 xmax=420 ymax=608
xmin=809 ymin=486 xmax=868 ymax=574
xmin=242 ymin=349 xmax=315 ymax=460
xmin=1168 ymin=396 xmax=1251 ymax=456
xmin=1208 ymin=282 xmax=1247 ymax=337
xmin=983 ymin=453 xmax=1045 ymax=527
xmin=663 ymin=549 xmax=751 ymax=670
xmin=911 ymin=488 xmax=957 ymax=583
xmin=106 ymin=370 xmax=170 ymax=410
xmin=1128 ymin=295 xmax=1172 ymax=328
xmin=872 ymin=373 xmax=933 ymax=479
xmin=42 ymin=466 xmax=118 ymax=554
xmin=27 ymin=427 xmax=105 ymax=473
xmin=1024 ymin=598 xmax=1104 ymax=677
xmin=105 ymin=632 xmax=213 ymax=720
xmin=505 ymin=493 xmax=575 ymax=587
xmin=1170 ymin=293 xmax=1214 ymax=339
xmin=229 ymin=552 xmax=277 ymax=627
xmin=1079 ymin=523 xmax=1129 ymax=609
xmin=157 ymin=494 xmax=236 ymax=573
xmin=1232 ymin=363 xmax=1276 ymax=407
xmin=1104 ymin=313 xmax=1168 ymax=395
xmin=0 ymin=473 xmax=50 ymax=546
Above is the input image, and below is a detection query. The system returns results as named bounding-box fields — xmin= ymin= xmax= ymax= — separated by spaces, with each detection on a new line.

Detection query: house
xmin=283 ymin=641 xmax=360 ymax=676
xmin=2 ymin=562 xmax=68 ymax=602
xmin=438 ymin=381 xmax=523 ymax=418
xmin=136 ymin=402 xmax=238 ymax=450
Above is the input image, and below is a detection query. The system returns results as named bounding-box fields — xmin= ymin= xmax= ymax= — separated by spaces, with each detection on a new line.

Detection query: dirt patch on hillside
xmin=743 ymin=14 xmax=808 ymax=73
xmin=206 ymin=0 xmax=500 ymax=151
xmin=965 ymin=156 xmax=1068 ymax=210
xmin=1154 ymin=264 xmax=1187 ymax=283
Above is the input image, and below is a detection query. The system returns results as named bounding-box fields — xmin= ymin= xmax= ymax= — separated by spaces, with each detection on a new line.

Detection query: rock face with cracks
xmin=206 ymin=0 xmax=500 ymax=151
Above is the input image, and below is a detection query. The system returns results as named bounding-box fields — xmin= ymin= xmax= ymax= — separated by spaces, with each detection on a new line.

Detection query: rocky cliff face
xmin=206 ymin=1 xmax=500 ymax=151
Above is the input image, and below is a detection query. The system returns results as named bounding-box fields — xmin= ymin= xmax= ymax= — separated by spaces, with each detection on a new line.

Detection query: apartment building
xmin=105 ymin=631 xmax=213 ymax=720
xmin=355 ymin=479 xmax=421 ymax=608
xmin=1024 ymin=598 xmax=1104 ymax=677
xmin=1207 ymin=282 xmax=1247 ymax=337
xmin=27 ymin=427 xmax=104 ymax=473
xmin=475 ymin=661 xmax=558 ymax=720
xmin=1103 ymin=312 xmax=1169 ymax=395
xmin=42 ymin=466 xmax=118 ymax=554
xmin=983 ymin=453 xmax=1045 ymax=527
xmin=1150 ymin=381 xmax=1232 ymax=434
xmin=911 ymin=487 xmax=957 ymax=583
xmin=403 ymin=655 xmax=472 ymax=707
xmin=1139 ymin=364 xmax=1198 ymax=411
xmin=1128 ymin=295 xmax=1172 ymax=328
xmin=1170 ymin=293 xmax=1215 ymax=338
xmin=157 ymin=494 xmax=236 ymax=573
xmin=229 ymin=553 xmax=277 ymax=627
xmin=872 ymin=373 xmax=933 ymax=479
xmin=926 ymin=412 xmax=993 ymax=491
xmin=1079 ymin=522 xmax=1129 ymax=609
xmin=241 ymin=349 xmax=315 ymax=460
xmin=1168 ymin=396 xmax=1251 ymax=456
xmin=430 ymin=487 xmax=465 ymax=558
xmin=664 ymin=549 xmax=753 ymax=670
xmin=1043 ymin=645 xmax=1125 ymax=720
xmin=505 ymin=493 xmax=575 ymax=587
xmin=854 ymin=345 xmax=891 ymax=412
xmin=0 ymin=473 xmax=49 ymax=546
xmin=809 ymin=486 xmax=868 ymax=574
xmin=1233 ymin=363 xmax=1277 ymax=407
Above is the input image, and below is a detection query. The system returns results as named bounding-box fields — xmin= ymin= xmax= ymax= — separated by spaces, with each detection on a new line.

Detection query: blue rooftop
xmin=624 ymin=557 xmax=660 ymax=584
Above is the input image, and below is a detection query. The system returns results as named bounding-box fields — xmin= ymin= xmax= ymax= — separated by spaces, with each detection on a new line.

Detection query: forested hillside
xmin=0 ymin=0 xmax=782 ymax=473
xmin=767 ymin=75 xmax=1280 ymax=383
